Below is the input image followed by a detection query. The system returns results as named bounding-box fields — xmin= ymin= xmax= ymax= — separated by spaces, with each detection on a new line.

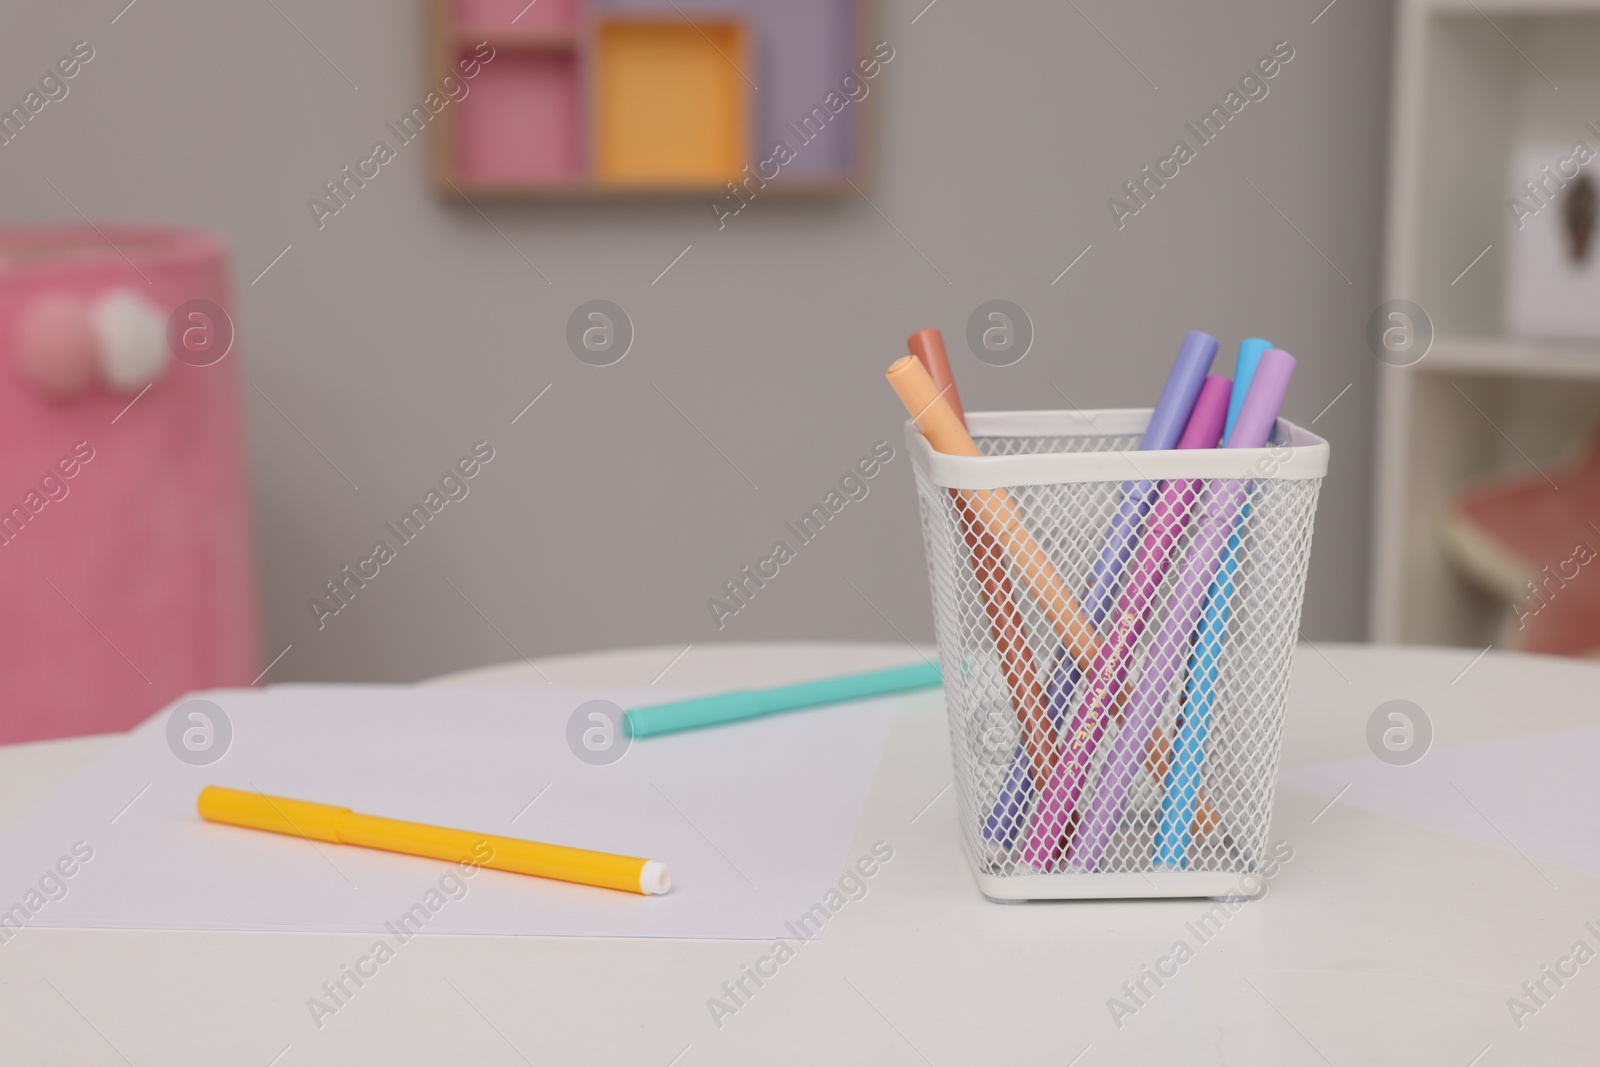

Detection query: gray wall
xmin=4 ymin=0 xmax=1390 ymax=683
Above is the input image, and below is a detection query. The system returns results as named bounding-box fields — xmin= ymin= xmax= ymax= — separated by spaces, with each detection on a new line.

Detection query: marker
xmin=1021 ymin=375 xmax=1232 ymax=871
xmin=1224 ymin=338 xmax=1272 ymax=445
xmin=624 ymin=661 xmax=943 ymax=738
xmin=1143 ymin=332 xmax=1222 ymax=450
xmin=1155 ymin=348 xmax=1297 ymax=868
xmin=886 ymin=354 xmax=1101 ymax=672
xmin=1083 ymin=331 xmax=1220 ymax=649
xmin=198 ymin=786 xmax=672 ymax=895
xmin=985 ymin=332 xmax=1219 ymax=849
xmin=1074 ymin=377 xmax=1263 ymax=867
xmin=904 ymin=330 xmax=1055 ymax=841
xmin=1224 ymin=347 xmax=1295 ymax=449
xmin=907 ymin=328 xmax=966 ymax=425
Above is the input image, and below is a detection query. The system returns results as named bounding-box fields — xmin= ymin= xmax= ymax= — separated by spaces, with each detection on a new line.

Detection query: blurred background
xmin=5 ymin=0 xmax=1593 ymax=743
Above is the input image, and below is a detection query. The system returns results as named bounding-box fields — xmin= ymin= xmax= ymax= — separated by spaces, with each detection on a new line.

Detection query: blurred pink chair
xmin=0 ymin=226 xmax=260 ymax=743
xmin=1445 ymin=432 xmax=1600 ymax=658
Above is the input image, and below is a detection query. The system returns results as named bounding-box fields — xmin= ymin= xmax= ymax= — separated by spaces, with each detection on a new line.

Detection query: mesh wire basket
xmin=908 ymin=409 xmax=1328 ymax=900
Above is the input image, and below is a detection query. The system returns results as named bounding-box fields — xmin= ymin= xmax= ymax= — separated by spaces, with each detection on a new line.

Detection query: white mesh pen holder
xmin=908 ymin=410 xmax=1328 ymax=901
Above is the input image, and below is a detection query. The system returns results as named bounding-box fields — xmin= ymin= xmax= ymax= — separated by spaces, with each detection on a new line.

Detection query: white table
xmin=1 ymin=641 xmax=1596 ymax=1065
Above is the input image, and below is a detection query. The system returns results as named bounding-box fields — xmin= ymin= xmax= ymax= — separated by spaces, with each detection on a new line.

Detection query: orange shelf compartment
xmin=594 ymin=16 xmax=750 ymax=188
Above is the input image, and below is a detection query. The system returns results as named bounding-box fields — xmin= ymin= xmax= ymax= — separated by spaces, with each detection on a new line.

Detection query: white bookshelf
xmin=1373 ymin=0 xmax=1600 ymax=646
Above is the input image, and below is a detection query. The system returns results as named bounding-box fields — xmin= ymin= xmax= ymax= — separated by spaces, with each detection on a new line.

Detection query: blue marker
xmin=1153 ymin=519 xmax=1242 ymax=867
xmin=1224 ymin=339 xmax=1272 ymax=446
xmin=1156 ymin=342 xmax=1289 ymax=868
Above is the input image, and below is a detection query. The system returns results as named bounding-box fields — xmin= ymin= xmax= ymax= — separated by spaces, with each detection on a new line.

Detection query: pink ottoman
xmin=0 ymin=226 xmax=260 ymax=743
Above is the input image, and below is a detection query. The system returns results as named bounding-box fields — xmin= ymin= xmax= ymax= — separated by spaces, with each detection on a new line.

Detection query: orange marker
xmin=907 ymin=330 xmax=1055 ymax=788
xmin=886 ymin=355 xmax=1100 ymax=672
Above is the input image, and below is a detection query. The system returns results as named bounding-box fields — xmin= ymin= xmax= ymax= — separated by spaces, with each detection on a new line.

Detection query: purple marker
xmin=1087 ymin=330 xmax=1221 ymax=615
xmin=1019 ymin=375 xmax=1233 ymax=871
xmin=1070 ymin=350 xmax=1296 ymax=870
xmin=1227 ymin=348 xmax=1296 ymax=450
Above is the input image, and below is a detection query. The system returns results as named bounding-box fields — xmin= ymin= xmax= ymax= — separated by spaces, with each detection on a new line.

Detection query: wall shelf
xmin=431 ymin=0 xmax=874 ymax=197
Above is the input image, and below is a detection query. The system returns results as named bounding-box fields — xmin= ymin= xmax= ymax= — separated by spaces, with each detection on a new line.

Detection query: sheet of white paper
xmin=0 ymin=686 xmax=899 ymax=940
xmin=1282 ymin=727 xmax=1600 ymax=879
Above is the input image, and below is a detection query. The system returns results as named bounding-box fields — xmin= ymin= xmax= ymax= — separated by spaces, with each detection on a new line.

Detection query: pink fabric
xmin=16 ymin=295 xmax=98 ymax=397
xmin=0 ymin=226 xmax=260 ymax=743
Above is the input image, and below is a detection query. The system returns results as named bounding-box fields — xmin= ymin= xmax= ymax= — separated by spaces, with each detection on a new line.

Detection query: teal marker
xmin=1224 ymin=338 xmax=1272 ymax=445
xmin=624 ymin=661 xmax=942 ymax=738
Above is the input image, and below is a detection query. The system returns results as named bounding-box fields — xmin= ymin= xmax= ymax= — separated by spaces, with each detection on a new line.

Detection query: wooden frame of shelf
xmin=1420 ymin=338 xmax=1600 ymax=382
xmin=471 ymin=30 xmax=581 ymax=50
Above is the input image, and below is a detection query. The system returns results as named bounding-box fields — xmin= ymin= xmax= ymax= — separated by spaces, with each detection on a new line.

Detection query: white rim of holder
xmin=907 ymin=409 xmax=1330 ymax=490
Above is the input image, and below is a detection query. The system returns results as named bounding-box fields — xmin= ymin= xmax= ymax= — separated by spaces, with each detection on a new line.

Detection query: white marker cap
xmin=639 ymin=861 xmax=672 ymax=895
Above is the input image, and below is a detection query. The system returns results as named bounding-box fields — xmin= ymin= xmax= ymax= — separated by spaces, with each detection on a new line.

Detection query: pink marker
xmin=1071 ymin=349 xmax=1296 ymax=869
xmin=1018 ymin=376 xmax=1232 ymax=872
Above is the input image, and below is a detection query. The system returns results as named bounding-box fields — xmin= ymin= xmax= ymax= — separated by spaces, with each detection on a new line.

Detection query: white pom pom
xmin=93 ymin=290 xmax=169 ymax=392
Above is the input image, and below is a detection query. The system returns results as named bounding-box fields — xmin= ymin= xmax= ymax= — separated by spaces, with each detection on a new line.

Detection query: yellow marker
xmin=197 ymin=786 xmax=671 ymax=896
